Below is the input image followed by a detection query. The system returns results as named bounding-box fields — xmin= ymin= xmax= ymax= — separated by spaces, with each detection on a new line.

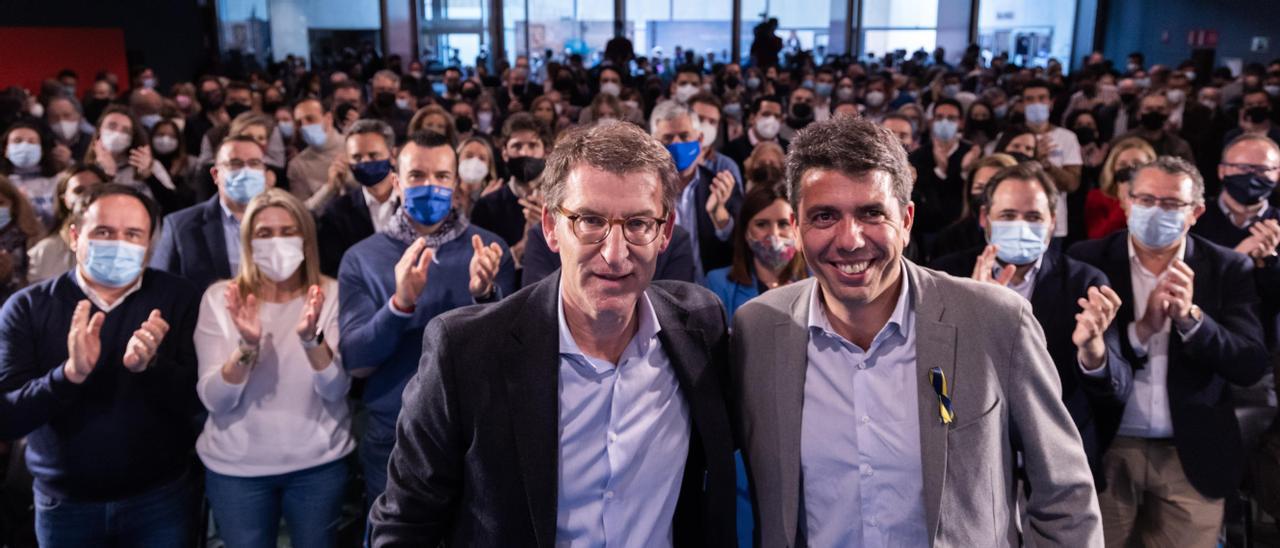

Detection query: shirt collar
xmin=807 ymin=263 xmax=913 ymax=348
xmin=557 ymin=284 xmax=663 ymax=371
xmin=362 ymin=186 xmax=398 ymax=208
xmin=73 ymin=267 xmax=145 ymax=314
xmin=1218 ymin=196 xmax=1269 ymax=229
xmin=995 ymin=254 xmax=1044 ymax=281
xmin=218 ymin=197 xmax=241 ymax=225
xmin=1127 ymin=234 xmax=1187 ymax=275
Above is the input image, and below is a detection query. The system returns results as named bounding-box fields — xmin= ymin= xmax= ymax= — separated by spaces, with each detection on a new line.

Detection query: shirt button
xmin=860 ymin=464 xmax=873 ymax=476
xmin=857 ymin=362 xmax=867 ymax=370
xmin=604 ymin=491 xmax=615 ymax=500
xmin=608 ymin=432 xmax=618 ymax=444
xmin=861 ymin=415 xmax=871 ymax=425
xmin=869 ymin=519 xmax=879 ymax=528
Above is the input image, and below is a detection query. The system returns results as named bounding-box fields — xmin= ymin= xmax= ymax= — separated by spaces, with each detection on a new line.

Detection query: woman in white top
xmin=194 ymin=188 xmax=352 ymax=548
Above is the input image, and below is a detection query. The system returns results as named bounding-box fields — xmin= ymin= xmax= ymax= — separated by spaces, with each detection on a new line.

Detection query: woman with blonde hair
xmin=194 ymin=188 xmax=352 ymax=548
xmin=455 ymin=135 xmax=500 ymax=214
xmin=0 ymin=175 xmax=46 ymax=303
xmin=1086 ymin=137 xmax=1156 ymax=239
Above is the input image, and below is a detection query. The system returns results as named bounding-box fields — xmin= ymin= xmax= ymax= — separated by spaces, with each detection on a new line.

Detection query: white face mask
xmin=251 ymin=236 xmax=305 ymax=282
xmin=53 ymin=120 xmax=81 ymax=141
xmin=458 ymin=157 xmax=489 ymax=183
xmin=100 ymin=129 xmax=132 ymax=154
xmin=152 ymin=135 xmax=179 ymax=155
xmin=754 ymin=116 xmax=781 ymax=140
xmin=700 ymin=119 xmax=718 ymax=149
xmin=600 ymin=82 xmax=621 ymax=96
xmin=675 ymin=83 xmax=699 ymax=103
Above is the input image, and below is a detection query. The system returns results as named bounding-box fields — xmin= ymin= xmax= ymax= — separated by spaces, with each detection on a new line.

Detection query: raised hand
xmin=225 ymin=282 xmax=262 ymax=346
xmin=295 ymin=284 xmax=325 ymax=340
xmin=706 ymin=170 xmax=735 ymax=229
xmin=123 ymin=309 xmax=169 ymax=372
xmin=65 ymin=300 xmax=105 ymax=384
xmin=128 ymin=145 xmax=153 ymax=179
xmin=1073 ymin=286 xmax=1122 ymax=370
xmin=971 ymin=244 xmax=1016 ymax=287
xmin=469 ymin=234 xmax=503 ymax=299
xmin=393 ymin=238 xmax=434 ymax=311
xmin=93 ymin=138 xmax=118 ymax=176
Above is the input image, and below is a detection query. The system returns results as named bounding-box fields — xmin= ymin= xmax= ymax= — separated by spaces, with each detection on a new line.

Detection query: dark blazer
xmin=686 ymin=164 xmax=745 ymax=274
xmin=149 ymin=196 xmax=233 ymax=291
xmin=520 ymin=222 xmax=697 ymax=288
xmin=1191 ymin=201 xmax=1280 ymax=349
xmin=1067 ymin=231 xmax=1270 ymax=498
xmin=316 ymin=189 xmax=375 ymax=277
xmin=931 ymin=248 xmax=1133 ymax=477
xmin=368 ymin=275 xmax=737 ymax=547
xmin=909 ymin=140 xmax=976 ymax=236
xmin=470 ymin=184 xmax=526 ymax=247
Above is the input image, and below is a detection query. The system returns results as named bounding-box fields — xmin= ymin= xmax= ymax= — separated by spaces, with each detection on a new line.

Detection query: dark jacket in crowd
xmin=470 ymin=184 xmax=527 ymax=247
xmin=150 ymin=196 xmax=235 ymax=292
xmin=1191 ymin=199 xmax=1280 ymax=350
xmin=0 ymin=270 xmax=201 ymax=501
xmin=909 ymin=140 xmax=977 ymax=236
xmin=1068 ymin=231 xmax=1269 ymax=498
xmin=316 ymin=189 xmax=377 ymax=277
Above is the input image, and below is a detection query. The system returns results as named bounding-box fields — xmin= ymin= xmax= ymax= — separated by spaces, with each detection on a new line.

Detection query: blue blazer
xmin=1068 ymin=231 xmax=1269 ymax=498
xmin=150 ymin=196 xmax=233 ymax=292
xmin=703 ymin=267 xmax=758 ymax=321
xmin=931 ymin=248 xmax=1132 ymax=480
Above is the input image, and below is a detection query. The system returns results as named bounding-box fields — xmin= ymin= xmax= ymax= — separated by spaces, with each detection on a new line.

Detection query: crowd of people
xmin=0 ymin=32 xmax=1279 ymax=547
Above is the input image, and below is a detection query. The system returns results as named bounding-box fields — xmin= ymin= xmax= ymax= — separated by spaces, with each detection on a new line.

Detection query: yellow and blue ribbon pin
xmin=929 ymin=367 xmax=954 ymax=425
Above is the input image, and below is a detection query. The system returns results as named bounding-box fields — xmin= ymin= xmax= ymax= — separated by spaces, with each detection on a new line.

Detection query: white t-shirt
xmin=1041 ymin=126 xmax=1083 ymax=237
xmin=194 ymin=277 xmax=353 ymax=476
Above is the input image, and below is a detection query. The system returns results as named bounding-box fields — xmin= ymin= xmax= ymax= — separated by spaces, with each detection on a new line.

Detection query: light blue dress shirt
xmin=801 ymin=274 xmax=929 ymax=547
xmin=674 ymin=169 xmax=734 ymax=283
xmin=555 ymin=289 xmax=692 ymax=548
xmin=219 ymin=198 xmax=242 ymax=274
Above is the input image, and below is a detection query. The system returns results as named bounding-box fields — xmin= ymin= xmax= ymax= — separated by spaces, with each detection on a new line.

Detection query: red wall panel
xmin=0 ymin=27 xmax=130 ymax=96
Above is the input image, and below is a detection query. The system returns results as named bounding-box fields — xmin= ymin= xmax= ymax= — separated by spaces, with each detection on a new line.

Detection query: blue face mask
xmin=1024 ymin=103 xmax=1051 ymax=125
xmin=224 ymin=168 xmax=267 ymax=204
xmin=5 ymin=142 xmax=41 ymax=169
xmin=1128 ymin=204 xmax=1185 ymax=249
xmin=403 ymin=184 xmax=454 ymax=226
xmin=300 ymin=123 xmax=327 ymax=148
xmin=277 ymin=122 xmax=295 ymax=140
xmin=931 ymin=119 xmax=959 ymax=142
xmin=988 ymin=220 xmax=1049 ymax=265
xmin=666 ymin=140 xmax=701 ymax=172
xmin=815 ymin=82 xmax=834 ymax=98
xmin=351 ymin=159 xmax=393 ymax=187
xmin=83 ymin=239 xmax=147 ymax=288
xmin=139 ymin=114 xmax=162 ymax=130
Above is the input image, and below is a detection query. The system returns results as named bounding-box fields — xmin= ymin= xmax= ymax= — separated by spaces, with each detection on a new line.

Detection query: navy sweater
xmin=0 ymin=269 xmax=202 ymax=501
xmin=338 ymin=226 xmax=515 ymax=432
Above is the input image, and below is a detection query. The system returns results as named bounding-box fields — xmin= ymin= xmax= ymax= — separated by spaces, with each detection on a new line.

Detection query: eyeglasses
xmin=1128 ymin=191 xmax=1193 ymax=211
xmin=1221 ymin=162 xmax=1280 ymax=176
xmin=218 ymin=159 xmax=266 ymax=170
xmin=557 ymin=206 xmax=667 ymax=245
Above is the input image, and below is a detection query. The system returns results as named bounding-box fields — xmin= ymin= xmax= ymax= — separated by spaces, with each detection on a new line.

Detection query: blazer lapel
xmin=906 ymin=263 xmax=957 ymax=545
xmin=504 ymin=276 xmax=562 ymax=547
xmin=200 ymin=198 xmax=232 ymax=279
xmin=775 ymin=279 xmax=813 ymax=544
xmin=351 ymin=188 xmax=375 ymax=233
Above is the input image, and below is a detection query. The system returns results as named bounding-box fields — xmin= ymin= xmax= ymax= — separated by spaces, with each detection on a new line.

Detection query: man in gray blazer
xmin=730 ymin=116 xmax=1103 ymax=547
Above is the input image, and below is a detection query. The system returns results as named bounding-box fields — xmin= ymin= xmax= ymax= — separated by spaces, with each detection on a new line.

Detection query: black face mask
xmin=1119 ymin=93 xmax=1137 ymax=105
xmin=1008 ymin=151 xmax=1033 ymax=163
xmin=263 ymin=100 xmax=283 ymax=114
xmin=968 ymin=118 xmax=996 ymax=138
xmin=1246 ymin=106 xmax=1271 ymax=124
xmin=788 ymin=102 xmax=814 ymax=129
xmin=506 ymin=155 xmax=546 ymax=185
xmin=1223 ymin=172 xmax=1278 ymax=205
xmin=225 ymin=102 xmax=252 ymax=120
xmin=1139 ymin=111 xmax=1168 ymax=131
xmin=1114 ymin=166 xmax=1135 ymax=185
xmin=969 ymin=191 xmax=986 ymax=210
xmin=83 ymin=98 xmax=110 ymax=126
xmin=725 ymin=75 xmax=741 ymax=89
xmin=748 ymin=163 xmax=783 ymax=185
xmin=374 ymin=92 xmax=396 ymax=109
xmin=455 ymin=116 xmax=473 ymax=134
xmin=555 ymin=78 xmax=576 ymax=94
xmin=1074 ymin=126 xmax=1097 ymax=146
xmin=461 ymin=86 xmax=481 ymax=101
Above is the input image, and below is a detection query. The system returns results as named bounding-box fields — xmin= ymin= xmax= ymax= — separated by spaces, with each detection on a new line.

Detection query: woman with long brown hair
xmin=0 ymin=175 xmax=47 ymax=303
xmin=702 ymin=183 xmax=806 ymax=320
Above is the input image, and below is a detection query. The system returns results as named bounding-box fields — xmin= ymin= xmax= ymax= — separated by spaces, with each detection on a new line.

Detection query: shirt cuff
xmin=1176 ymin=315 xmax=1205 ymax=339
xmin=387 ymin=297 xmax=414 ymax=318
xmin=714 ymin=217 xmax=734 ymax=241
xmin=1079 ymin=355 xmax=1109 ymax=377
xmin=1127 ymin=322 xmax=1150 ymax=357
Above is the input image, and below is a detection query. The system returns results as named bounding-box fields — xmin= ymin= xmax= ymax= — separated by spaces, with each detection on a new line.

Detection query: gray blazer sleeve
xmin=1008 ymin=302 xmax=1105 ymax=546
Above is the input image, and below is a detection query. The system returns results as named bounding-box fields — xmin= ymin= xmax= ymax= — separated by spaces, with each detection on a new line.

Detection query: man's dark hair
xmin=676 ymin=64 xmax=703 ymax=78
xmin=1021 ymin=79 xmax=1052 ymax=96
xmin=76 ymin=183 xmax=163 ymax=237
xmin=405 ymin=129 xmax=453 ymax=150
xmin=982 ymin=161 xmax=1060 ymax=215
xmin=785 ymin=116 xmax=913 ymax=210
xmin=501 ymin=112 xmax=550 ymax=146
xmin=750 ymin=95 xmax=783 ymax=116
xmin=932 ymin=98 xmax=964 ymax=116
xmin=689 ymin=92 xmax=722 ymax=111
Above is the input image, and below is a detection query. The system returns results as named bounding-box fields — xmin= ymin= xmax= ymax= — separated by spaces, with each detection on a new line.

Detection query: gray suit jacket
xmin=730 ymin=261 xmax=1102 ymax=547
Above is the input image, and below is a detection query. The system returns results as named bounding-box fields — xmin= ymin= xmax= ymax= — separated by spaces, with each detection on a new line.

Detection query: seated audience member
xmin=909 ymin=97 xmax=982 ymax=238
xmin=1021 ymin=80 xmax=1085 ymax=241
xmin=338 ymin=129 xmax=515 ymax=507
xmin=703 ymin=183 xmax=806 ymax=320
xmin=1087 ymin=137 xmax=1157 ymax=240
xmin=287 ymin=97 xmax=346 ymax=212
xmin=84 ymin=106 xmax=184 ymax=213
xmin=316 ymin=120 xmax=400 ymax=277
xmin=723 ymin=96 xmax=787 ymax=168
xmin=1223 ymin=88 xmax=1280 ymax=147
xmin=45 ymin=94 xmax=94 ymax=166
xmin=880 ymin=112 xmax=918 ymax=153
xmin=0 ymin=175 xmax=45 ymax=303
xmin=650 ymin=100 xmax=743 ymax=280
xmin=29 ymin=164 xmax=105 ymax=283
xmin=932 ymin=162 xmax=1129 ymax=476
xmin=1068 ymin=156 xmax=1269 ymax=548
xmin=690 ymin=92 xmax=745 ymax=192
xmin=471 ymin=113 xmax=549 ymax=257
xmin=149 ymin=120 xmax=193 ymax=198
xmin=195 ymin=189 xmax=351 ymax=548
xmin=930 ymin=152 xmax=1019 ymax=259
xmin=152 ymin=135 xmax=276 ymax=291
xmin=2 ymin=121 xmax=61 ymax=229
xmin=1113 ymin=91 xmax=1196 ymax=163
xmin=363 ymin=71 xmax=413 ymax=144
xmin=742 ymin=140 xmax=785 ymax=193
xmin=0 ymin=184 xmax=202 ymax=547
xmin=455 ymin=135 xmax=500 ymax=214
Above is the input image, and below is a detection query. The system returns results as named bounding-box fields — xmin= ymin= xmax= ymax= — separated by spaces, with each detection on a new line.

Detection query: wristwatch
xmin=237 ymin=340 xmax=259 ymax=368
xmin=1176 ymin=305 xmax=1204 ymax=333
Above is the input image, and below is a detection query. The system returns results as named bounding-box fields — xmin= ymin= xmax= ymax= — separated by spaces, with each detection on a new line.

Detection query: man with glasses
xmin=152 ymin=135 xmax=276 ymax=291
xmin=1068 ymin=156 xmax=1269 ymax=547
xmin=370 ymin=122 xmax=736 ymax=546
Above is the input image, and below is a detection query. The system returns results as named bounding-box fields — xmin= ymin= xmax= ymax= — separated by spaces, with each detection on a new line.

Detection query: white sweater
xmin=194 ymin=278 xmax=354 ymax=477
